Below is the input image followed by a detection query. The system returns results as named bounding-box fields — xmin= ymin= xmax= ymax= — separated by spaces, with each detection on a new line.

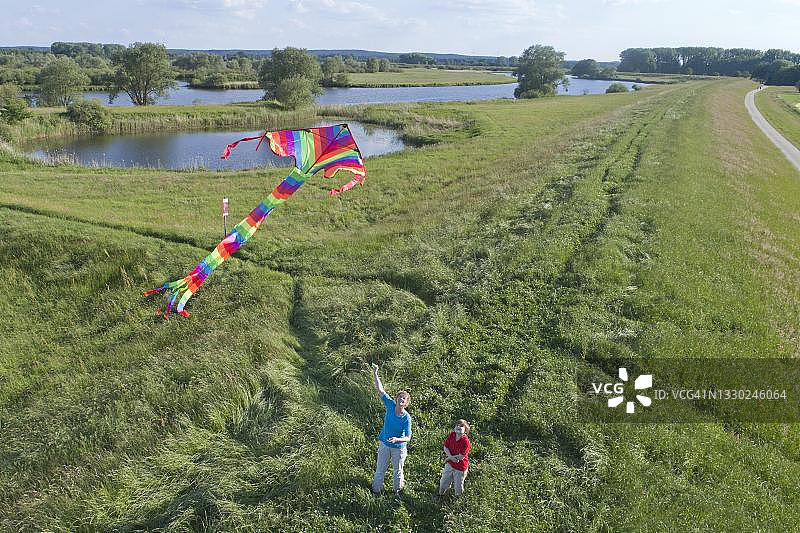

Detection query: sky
xmin=1 ymin=0 xmax=798 ymax=61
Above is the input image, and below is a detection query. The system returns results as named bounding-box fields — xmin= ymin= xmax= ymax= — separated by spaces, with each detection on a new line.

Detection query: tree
xmin=109 ymin=42 xmax=176 ymax=106
xmin=259 ymin=47 xmax=322 ymax=98
xmin=652 ymin=47 xmax=680 ymax=73
xmin=0 ymin=83 xmax=22 ymax=107
xmin=570 ymin=59 xmax=600 ymax=78
xmin=366 ymin=57 xmax=380 ymax=73
xmin=619 ymin=48 xmax=657 ymax=73
xmin=514 ymin=44 xmax=566 ymax=98
xmin=1 ymin=97 xmax=32 ymax=124
xmin=0 ymin=84 xmax=31 ymax=124
xmin=796 ymin=80 xmax=800 ymax=92
xmin=38 ymin=56 xmax=90 ymax=106
xmin=334 ymin=72 xmax=349 ymax=87
xmin=321 ymin=55 xmax=345 ymax=85
xmin=398 ymin=52 xmax=433 ymax=65
xmin=599 ymin=67 xmax=617 ymax=79
xmin=344 ymin=56 xmax=365 ymax=73
xmin=274 ymin=75 xmax=316 ymax=109
xmin=378 ymin=58 xmax=391 ymax=72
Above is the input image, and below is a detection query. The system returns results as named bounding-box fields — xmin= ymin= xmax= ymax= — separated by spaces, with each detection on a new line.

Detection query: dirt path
xmin=745 ymin=87 xmax=800 ymax=172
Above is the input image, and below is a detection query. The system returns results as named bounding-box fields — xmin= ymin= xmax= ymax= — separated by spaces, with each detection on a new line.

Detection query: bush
xmin=605 ymin=82 xmax=630 ymax=93
xmin=334 ymin=72 xmax=349 ymax=87
xmin=275 ymin=75 xmax=316 ymax=109
xmin=516 ymin=88 xmax=555 ymax=99
xmin=0 ymin=97 xmax=32 ymax=124
xmin=0 ymin=84 xmax=32 ymax=124
xmin=66 ymin=98 xmax=112 ymax=133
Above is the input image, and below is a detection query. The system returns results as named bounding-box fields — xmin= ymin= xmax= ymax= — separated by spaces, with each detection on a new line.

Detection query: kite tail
xmin=144 ymin=169 xmax=306 ymax=318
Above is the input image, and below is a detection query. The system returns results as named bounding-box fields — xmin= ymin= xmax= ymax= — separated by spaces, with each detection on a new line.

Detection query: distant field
xmin=2 ymin=79 xmax=799 ymax=531
xmin=755 ymin=86 xmax=800 ymax=149
xmin=346 ymin=67 xmax=514 ymax=87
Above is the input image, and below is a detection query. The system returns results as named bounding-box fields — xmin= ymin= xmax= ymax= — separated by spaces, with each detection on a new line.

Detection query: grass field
xmin=755 ymin=86 xmax=800 ymax=149
xmin=782 ymin=92 xmax=800 ymax=108
xmin=1 ymin=78 xmax=799 ymax=531
xmin=345 ymin=67 xmax=514 ymax=87
xmin=613 ymin=71 xmax=718 ymax=84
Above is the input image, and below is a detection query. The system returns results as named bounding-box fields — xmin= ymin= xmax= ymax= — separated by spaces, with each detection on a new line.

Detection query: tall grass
xmin=0 ymin=103 xmax=319 ymax=143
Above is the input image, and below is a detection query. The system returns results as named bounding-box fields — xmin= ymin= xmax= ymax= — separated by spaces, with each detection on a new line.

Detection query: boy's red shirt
xmin=443 ymin=431 xmax=471 ymax=471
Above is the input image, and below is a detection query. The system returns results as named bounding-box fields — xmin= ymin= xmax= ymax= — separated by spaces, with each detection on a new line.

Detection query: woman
xmin=370 ymin=363 xmax=412 ymax=498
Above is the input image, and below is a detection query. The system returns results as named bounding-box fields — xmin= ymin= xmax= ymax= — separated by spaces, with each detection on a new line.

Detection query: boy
xmin=371 ymin=364 xmax=412 ymax=499
xmin=438 ymin=419 xmax=471 ymax=497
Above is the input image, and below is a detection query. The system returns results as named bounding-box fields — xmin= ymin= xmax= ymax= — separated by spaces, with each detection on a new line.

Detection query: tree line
xmin=618 ymin=47 xmax=800 ymax=84
xmin=0 ymin=42 xmax=513 ymax=92
xmin=0 ymin=43 xmax=402 ymax=115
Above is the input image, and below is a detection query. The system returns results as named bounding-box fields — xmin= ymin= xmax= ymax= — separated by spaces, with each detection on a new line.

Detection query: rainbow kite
xmin=145 ymin=124 xmax=366 ymax=318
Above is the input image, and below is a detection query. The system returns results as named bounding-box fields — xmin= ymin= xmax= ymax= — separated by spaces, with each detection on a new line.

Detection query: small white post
xmin=223 ymin=197 xmax=229 ymax=237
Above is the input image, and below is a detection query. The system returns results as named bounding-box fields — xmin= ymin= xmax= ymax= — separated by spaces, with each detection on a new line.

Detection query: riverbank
xmin=1 ymin=100 xmax=470 ymax=154
xmin=187 ymin=80 xmax=261 ymax=89
xmin=1 ymin=102 xmax=316 ymax=143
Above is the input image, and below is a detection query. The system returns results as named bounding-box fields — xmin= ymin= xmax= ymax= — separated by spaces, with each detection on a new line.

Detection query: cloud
xmin=141 ymin=0 xmax=267 ymax=16
xmin=175 ymin=0 xmax=265 ymax=8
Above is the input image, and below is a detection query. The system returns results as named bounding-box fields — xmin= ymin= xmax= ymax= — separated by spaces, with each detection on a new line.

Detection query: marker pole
xmin=223 ymin=197 xmax=229 ymax=237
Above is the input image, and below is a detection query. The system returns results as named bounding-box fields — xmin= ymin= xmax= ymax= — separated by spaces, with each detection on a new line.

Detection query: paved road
xmin=745 ymin=87 xmax=800 ymax=172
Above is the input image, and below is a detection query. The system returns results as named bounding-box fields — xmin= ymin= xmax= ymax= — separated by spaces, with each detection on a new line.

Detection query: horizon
xmin=2 ymin=1 xmax=798 ymax=63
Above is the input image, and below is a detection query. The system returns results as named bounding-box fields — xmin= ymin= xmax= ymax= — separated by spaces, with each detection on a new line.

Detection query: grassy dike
xmin=755 ymin=86 xmax=800 ymax=149
xmin=1 ymin=80 xmax=799 ymax=531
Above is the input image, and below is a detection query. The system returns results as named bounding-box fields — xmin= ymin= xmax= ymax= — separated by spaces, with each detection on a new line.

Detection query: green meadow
xmin=344 ymin=67 xmax=513 ymax=87
xmin=612 ymin=71 xmax=718 ymax=84
xmin=755 ymin=86 xmax=800 ymax=149
xmin=1 ymin=79 xmax=799 ymax=531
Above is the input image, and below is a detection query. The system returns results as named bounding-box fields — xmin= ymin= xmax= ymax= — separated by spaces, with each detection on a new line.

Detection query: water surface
xmin=24 ymin=121 xmax=404 ymax=171
xmin=28 ymin=77 xmax=645 ymax=107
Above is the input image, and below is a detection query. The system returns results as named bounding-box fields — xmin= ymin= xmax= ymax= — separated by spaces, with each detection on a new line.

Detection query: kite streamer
xmin=145 ymin=124 xmax=365 ymax=318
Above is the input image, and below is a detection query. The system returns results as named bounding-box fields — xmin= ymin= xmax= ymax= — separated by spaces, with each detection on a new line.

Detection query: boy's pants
xmin=372 ymin=442 xmax=407 ymax=492
xmin=438 ymin=462 xmax=468 ymax=496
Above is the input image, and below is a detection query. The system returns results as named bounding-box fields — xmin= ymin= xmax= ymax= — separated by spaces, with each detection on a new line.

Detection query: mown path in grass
xmin=1 ymin=79 xmax=799 ymax=531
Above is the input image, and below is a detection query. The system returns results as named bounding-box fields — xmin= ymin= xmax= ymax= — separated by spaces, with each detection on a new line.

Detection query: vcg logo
xmin=591 ymin=367 xmax=653 ymax=414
